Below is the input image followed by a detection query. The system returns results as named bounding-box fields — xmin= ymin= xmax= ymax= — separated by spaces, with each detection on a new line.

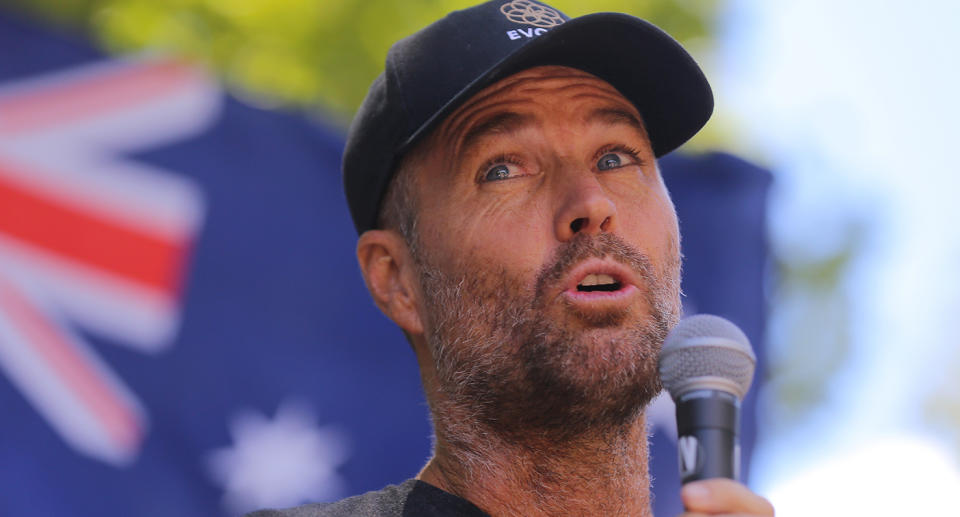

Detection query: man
xmin=251 ymin=1 xmax=774 ymax=515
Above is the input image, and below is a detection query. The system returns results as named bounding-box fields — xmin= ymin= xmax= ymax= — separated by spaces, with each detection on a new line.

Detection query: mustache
xmin=534 ymin=233 xmax=654 ymax=299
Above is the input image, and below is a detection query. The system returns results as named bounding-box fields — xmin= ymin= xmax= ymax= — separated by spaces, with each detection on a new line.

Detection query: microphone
xmin=658 ymin=314 xmax=756 ymax=483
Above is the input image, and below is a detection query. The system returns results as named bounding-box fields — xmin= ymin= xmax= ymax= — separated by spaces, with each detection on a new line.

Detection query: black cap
xmin=343 ymin=0 xmax=713 ymax=234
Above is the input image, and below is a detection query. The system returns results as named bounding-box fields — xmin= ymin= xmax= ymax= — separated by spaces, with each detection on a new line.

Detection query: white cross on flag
xmin=0 ymin=58 xmax=219 ymax=466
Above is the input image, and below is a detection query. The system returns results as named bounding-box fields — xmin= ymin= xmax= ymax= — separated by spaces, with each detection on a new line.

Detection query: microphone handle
xmin=675 ymin=390 xmax=741 ymax=483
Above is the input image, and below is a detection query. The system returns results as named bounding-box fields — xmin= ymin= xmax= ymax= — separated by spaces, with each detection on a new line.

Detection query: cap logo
xmin=500 ymin=0 xmax=564 ymax=28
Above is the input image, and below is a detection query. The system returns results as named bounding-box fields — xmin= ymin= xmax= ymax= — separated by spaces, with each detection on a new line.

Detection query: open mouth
xmin=560 ymin=259 xmax=638 ymax=306
xmin=576 ymin=273 xmax=623 ymax=293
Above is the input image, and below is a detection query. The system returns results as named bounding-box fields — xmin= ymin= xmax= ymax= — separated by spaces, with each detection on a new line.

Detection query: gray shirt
xmin=245 ymin=479 xmax=489 ymax=517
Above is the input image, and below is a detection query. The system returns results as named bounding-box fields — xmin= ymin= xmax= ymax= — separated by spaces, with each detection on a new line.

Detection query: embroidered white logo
xmin=500 ymin=0 xmax=564 ymax=28
xmin=500 ymin=0 xmax=564 ymax=40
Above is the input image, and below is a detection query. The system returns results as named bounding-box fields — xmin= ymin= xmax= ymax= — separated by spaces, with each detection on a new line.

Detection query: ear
xmin=356 ymin=229 xmax=425 ymax=336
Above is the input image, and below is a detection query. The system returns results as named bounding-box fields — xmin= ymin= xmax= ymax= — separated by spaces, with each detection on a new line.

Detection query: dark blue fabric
xmin=655 ymin=151 xmax=771 ymax=517
xmin=0 ymin=10 xmax=428 ymax=517
xmin=0 ymin=10 xmax=769 ymax=517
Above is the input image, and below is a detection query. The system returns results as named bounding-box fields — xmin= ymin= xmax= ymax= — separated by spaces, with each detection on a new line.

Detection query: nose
xmin=553 ymin=171 xmax=617 ymax=241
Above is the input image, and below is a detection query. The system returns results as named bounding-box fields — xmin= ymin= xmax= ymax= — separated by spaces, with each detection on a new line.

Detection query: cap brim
xmin=398 ymin=12 xmax=714 ymax=159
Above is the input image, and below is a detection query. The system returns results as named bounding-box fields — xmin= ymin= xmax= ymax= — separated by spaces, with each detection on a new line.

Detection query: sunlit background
xmin=3 ymin=0 xmax=958 ymax=514
xmin=720 ymin=1 xmax=960 ymax=513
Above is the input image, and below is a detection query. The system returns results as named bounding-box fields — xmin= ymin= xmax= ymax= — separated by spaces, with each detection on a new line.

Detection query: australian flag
xmin=0 ymin=9 xmax=770 ymax=517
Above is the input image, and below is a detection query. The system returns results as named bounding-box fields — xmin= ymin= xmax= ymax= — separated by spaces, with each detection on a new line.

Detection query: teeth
xmin=579 ymin=273 xmax=616 ymax=286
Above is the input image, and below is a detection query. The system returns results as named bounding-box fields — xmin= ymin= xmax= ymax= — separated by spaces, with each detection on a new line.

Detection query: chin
xmin=561 ymin=329 xmax=661 ymax=393
xmin=492 ymin=321 xmax=663 ymax=438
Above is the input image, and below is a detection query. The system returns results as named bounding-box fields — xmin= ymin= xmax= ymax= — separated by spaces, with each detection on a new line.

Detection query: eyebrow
xmin=459 ymin=111 xmax=535 ymax=153
xmin=586 ymin=107 xmax=646 ymax=133
xmin=456 ymin=106 xmax=646 ymax=154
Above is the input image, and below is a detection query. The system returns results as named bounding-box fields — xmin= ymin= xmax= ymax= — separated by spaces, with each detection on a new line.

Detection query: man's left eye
xmin=597 ymin=152 xmax=623 ymax=171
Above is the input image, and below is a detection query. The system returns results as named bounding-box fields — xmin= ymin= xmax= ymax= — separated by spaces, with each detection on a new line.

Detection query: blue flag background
xmin=0 ymin=10 xmax=769 ymax=517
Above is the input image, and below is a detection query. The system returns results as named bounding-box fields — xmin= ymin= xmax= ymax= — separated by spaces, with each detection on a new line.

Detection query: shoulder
xmin=244 ymin=480 xmax=417 ymax=517
xmin=244 ymin=479 xmax=487 ymax=517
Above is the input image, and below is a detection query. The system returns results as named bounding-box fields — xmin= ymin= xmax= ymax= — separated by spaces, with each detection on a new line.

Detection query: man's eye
xmin=597 ymin=152 xmax=623 ymax=171
xmin=484 ymin=164 xmax=513 ymax=182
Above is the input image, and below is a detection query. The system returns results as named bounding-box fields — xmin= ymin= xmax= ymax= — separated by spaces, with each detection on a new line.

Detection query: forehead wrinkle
xmin=437 ymin=98 xmax=537 ymax=170
xmin=445 ymin=96 xmax=532 ymax=148
xmin=569 ymin=90 xmax=639 ymax=112
xmin=448 ymin=89 xmax=630 ymax=153
xmin=561 ymin=90 xmax=650 ymax=142
xmin=441 ymin=68 xmax=612 ymax=140
xmin=443 ymin=85 xmax=536 ymax=147
xmin=459 ymin=111 xmax=537 ymax=157
xmin=434 ymin=67 xmax=642 ymax=167
xmin=585 ymin=106 xmax=647 ymax=136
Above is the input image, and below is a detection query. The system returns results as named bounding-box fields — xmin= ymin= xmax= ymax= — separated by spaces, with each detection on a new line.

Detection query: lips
xmin=560 ymin=258 xmax=639 ymax=304
xmin=576 ymin=272 xmax=622 ymax=292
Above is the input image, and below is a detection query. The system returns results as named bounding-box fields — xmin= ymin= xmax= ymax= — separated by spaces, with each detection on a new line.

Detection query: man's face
xmin=407 ymin=66 xmax=682 ymax=440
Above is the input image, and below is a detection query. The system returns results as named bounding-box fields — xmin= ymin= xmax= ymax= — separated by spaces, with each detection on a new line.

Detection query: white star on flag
xmin=206 ymin=400 xmax=350 ymax=515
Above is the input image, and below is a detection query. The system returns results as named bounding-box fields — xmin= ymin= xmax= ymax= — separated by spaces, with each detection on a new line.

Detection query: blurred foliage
xmin=926 ymin=349 xmax=960 ymax=461
xmin=3 ymin=0 xmax=720 ymax=125
xmin=762 ymin=221 xmax=863 ymax=431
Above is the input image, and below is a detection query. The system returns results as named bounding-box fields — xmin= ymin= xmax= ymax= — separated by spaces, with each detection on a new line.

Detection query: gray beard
xmin=416 ymin=232 xmax=681 ymax=445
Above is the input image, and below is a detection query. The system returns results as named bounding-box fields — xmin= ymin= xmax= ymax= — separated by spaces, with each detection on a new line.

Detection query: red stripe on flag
xmin=0 ymin=60 xmax=198 ymax=135
xmin=0 ymin=275 xmax=141 ymax=451
xmin=0 ymin=162 xmax=186 ymax=294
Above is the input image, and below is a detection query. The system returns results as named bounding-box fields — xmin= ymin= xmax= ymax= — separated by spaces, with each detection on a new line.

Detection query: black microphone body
xmin=675 ymin=389 xmax=740 ymax=483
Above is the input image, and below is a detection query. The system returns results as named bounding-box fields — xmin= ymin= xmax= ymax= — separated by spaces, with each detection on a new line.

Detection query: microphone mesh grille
xmin=658 ymin=314 xmax=756 ymax=400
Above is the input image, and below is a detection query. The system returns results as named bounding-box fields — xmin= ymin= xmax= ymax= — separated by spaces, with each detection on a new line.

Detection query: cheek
xmin=425 ymin=197 xmax=551 ymax=284
xmin=618 ymin=186 xmax=680 ymax=259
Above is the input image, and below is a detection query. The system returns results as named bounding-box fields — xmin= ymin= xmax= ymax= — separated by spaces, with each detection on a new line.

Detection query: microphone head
xmin=658 ymin=314 xmax=756 ymax=401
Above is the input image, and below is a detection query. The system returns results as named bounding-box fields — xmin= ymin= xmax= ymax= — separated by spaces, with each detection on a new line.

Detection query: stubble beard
xmin=416 ymin=232 xmax=682 ymax=447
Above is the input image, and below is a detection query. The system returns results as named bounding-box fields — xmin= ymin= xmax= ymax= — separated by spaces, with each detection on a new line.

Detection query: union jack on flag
xmin=0 ymin=57 xmax=219 ymax=466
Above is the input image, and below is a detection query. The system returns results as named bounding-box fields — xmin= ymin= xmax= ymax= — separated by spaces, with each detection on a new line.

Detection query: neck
xmin=418 ymin=400 xmax=653 ymax=517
